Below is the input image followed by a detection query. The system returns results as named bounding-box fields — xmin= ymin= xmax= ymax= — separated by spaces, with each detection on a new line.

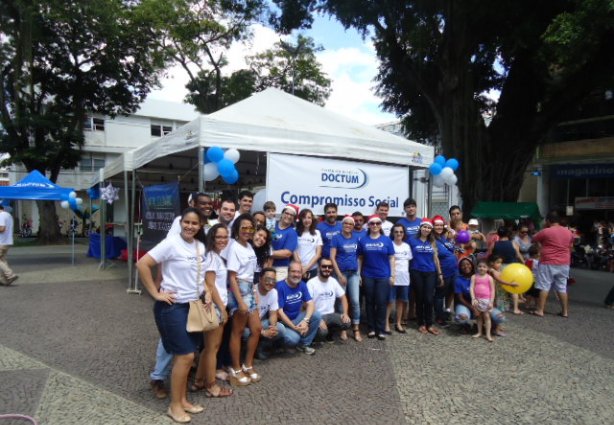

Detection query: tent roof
xmin=471 ymin=201 xmax=543 ymax=225
xmin=97 ymin=88 xmax=433 ymax=183
xmin=0 ymin=170 xmax=74 ymax=200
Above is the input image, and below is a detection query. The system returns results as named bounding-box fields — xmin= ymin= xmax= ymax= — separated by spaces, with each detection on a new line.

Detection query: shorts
xmin=389 ymin=285 xmax=410 ymax=302
xmin=475 ymin=298 xmax=491 ymax=312
xmin=227 ymin=279 xmax=257 ymax=315
xmin=535 ymin=264 xmax=569 ymax=293
xmin=154 ymin=301 xmax=203 ymax=355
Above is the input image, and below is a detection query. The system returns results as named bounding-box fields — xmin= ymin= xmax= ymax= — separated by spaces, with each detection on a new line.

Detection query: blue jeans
xmin=455 ymin=304 xmax=506 ymax=326
xmin=343 ymin=271 xmax=361 ymax=325
xmin=411 ymin=270 xmax=437 ymax=328
xmin=149 ymin=338 xmax=172 ymax=381
xmin=282 ymin=311 xmax=322 ymax=347
xmin=362 ymin=276 xmax=390 ymax=334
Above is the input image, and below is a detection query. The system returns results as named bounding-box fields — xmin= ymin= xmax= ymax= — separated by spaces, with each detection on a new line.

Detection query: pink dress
xmin=473 ymin=274 xmax=492 ymax=312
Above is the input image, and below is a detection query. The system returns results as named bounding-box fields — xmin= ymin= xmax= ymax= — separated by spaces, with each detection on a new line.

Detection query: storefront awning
xmin=471 ymin=201 xmax=542 ymax=227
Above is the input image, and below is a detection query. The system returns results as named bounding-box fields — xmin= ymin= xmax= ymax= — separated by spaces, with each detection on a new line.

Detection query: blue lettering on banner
xmin=319 ymin=168 xmax=368 ymax=189
xmin=281 ymin=191 xmax=398 ymax=210
xmin=552 ymin=163 xmax=614 ymax=179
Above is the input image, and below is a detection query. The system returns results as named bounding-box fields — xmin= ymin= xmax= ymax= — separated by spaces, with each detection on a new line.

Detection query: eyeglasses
xmin=320 ymin=265 xmax=333 ymax=269
xmin=240 ymin=226 xmax=255 ymax=233
xmin=393 ymin=231 xmax=404 ymax=234
xmin=262 ymin=277 xmax=276 ymax=284
xmin=369 ymin=222 xmax=382 ymax=226
xmin=282 ymin=211 xmax=295 ymax=217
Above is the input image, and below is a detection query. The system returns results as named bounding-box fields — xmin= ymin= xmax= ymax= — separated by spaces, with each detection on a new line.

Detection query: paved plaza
xmin=0 ymin=244 xmax=613 ymax=425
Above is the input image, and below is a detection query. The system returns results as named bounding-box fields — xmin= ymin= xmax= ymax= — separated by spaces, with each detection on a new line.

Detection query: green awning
xmin=471 ymin=202 xmax=542 ymax=227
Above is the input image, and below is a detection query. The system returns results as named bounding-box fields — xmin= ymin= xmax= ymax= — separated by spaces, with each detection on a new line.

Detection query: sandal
xmin=188 ymin=381 xmax=206 ymax=393
xmin=418 ymin=326 xmax=428 ymax=334
xmin=205 ymin=384 xmax=233 ymax=398
xmin=427 ymin=327 xmax=440 ymax=335
xmin=242 ymin=364 xmax=261 ymax=383
xmin=228 ymin=367 xmax=251 ymax=386
xmin=353 ymin=330 xmax=363 ymax=342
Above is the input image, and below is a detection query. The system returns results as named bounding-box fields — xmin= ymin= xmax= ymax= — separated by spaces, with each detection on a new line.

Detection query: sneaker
xmin=150 ymin=380 xmax=167 ymax=399
xmin=296 ymin=345 xmax=316 ymax=355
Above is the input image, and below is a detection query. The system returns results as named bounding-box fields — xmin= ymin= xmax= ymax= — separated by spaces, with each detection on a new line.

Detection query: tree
xmin=186 ymin=34 xmax=332 ymax=113
xmin=0 ymin=0 xmax=169 ymax=242
xmin=271 ymin=0 xmax=614 ymax=214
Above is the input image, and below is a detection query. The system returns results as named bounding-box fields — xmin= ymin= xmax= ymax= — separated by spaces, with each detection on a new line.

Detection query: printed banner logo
xmin=319 ymin=167 xmax=367 ymax=189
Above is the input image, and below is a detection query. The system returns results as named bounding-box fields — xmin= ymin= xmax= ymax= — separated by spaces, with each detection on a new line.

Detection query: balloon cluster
xmin=100 ymin=183 xmax=120 ymax=205
xmin=61 ymin=191 xmax=84 ymax=211
xmin=203 ymin=147 xmax=240 ymax=184
xmin=429 ymin=155 xmax=459 ymax=187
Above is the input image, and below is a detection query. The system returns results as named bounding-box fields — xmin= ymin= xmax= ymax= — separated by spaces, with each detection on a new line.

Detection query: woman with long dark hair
xmin=294 ymin=208 xmax=323 ymax=280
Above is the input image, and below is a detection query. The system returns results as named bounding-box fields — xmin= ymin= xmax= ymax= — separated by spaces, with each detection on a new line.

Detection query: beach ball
xmin=500 ymin=263 xmax=534 ymax=294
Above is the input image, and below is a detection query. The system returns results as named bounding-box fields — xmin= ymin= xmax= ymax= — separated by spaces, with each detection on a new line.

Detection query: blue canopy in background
xmin=0 ymin=170 xmax=74 ymax=200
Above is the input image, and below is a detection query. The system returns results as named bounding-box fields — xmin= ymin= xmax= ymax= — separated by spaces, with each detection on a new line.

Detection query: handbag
xmin=186 ymin=245 xmax=219 ymax=332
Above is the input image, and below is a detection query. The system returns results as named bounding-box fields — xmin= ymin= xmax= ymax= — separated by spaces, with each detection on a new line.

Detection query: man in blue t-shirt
xmin=276 ymin=261 xmax=322 ymax=354
xmin=317 ymin=202 xmax=342 ymax=259
xmin=271 ymin=204 xmax=299 ymax=282
xmin=396 ymin=198 xmax=422 ymax=241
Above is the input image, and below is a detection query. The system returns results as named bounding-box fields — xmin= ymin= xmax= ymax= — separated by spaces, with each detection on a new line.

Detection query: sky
xmin=148 ymin=14 xmax=397 ymax=125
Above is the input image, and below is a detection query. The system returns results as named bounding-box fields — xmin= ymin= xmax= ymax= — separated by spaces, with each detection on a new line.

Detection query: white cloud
xmin=149 ymin=24 xmax=395 ymax=125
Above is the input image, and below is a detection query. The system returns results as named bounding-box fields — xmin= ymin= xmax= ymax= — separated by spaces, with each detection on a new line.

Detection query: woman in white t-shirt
xmin=385 ymin=224 xmax=413 ymax=334
xmin=136 ymin=207 xmax=206 ymax=423
xmin=226 ymin=214 xmax=261 ymax=386
xmin=191 ymin=223 xmax=233 ymax=398
xmin=294 ymin=209 xmax=323 ymax=280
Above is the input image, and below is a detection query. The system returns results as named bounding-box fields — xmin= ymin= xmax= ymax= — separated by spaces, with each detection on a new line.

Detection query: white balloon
xmin=76 ymin=198 xmax=83 ymax=205
xmin=432 ymin=175 xmax=445 ymax=187
xmin=61 ymin=200 xmax=69 ymax=209
xmin=224 ymin=148 xmax=241 ymax=164
xmin=446 ymin=173 xmax=458 ymax=186
xmin=252 ymin=189 xmax=267 ymax=213
xmin=440 ymin=167 xmax=454 ymax=179
xmin=68 ymin=191 xmax=77 ymax=199
xmin=203 ymin=162 xmax=219 ymax=181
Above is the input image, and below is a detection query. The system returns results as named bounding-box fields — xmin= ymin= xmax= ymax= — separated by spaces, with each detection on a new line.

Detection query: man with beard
xmin=307 ymin=258 xmax=351 ymax=342
xmin=276 ymin=261 xmax=321 ymax=355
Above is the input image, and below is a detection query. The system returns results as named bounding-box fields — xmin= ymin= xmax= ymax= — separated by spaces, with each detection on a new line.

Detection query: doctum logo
xmin=320 ymin=168 xmax=368 ymax=189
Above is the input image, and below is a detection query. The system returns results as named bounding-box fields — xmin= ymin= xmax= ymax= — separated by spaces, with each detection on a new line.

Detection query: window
xmin=80 ymin=155 xmax=106 ymax=171
xmin=151 ymin=124 xmax=173 ymax=137
xmin=84 ymin=116 xmax=105 ymax=131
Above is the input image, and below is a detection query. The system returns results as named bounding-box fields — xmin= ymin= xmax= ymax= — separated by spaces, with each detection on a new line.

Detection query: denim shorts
xmin=227 ymin=279 xmax=257 ymax=316
xmin=389 ymin=285 xmax=410 ymax=302
xmin=154 ymin=301 xmax=203 ymax=355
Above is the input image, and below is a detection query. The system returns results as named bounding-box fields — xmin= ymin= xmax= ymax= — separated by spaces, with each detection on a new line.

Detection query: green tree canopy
xmin=186 ymin=34 xmax=332 ymax=113
xmin=272 ymin=0 xmax=614 ymax=214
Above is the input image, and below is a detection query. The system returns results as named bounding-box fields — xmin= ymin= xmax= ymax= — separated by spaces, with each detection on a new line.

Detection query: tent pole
xmin=198 ymin=147 xmax=204 ymax=192
xmin=127 ymin=169 xmax=141 ymax=294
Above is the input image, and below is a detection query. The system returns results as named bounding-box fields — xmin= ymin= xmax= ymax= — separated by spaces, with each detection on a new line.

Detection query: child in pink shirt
xmin=470 ymin=260 xmax=495 ymax=342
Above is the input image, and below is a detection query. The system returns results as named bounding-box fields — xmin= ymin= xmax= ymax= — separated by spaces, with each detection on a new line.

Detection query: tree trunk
xmin=36 ymin=200 xmax=62 ymax=243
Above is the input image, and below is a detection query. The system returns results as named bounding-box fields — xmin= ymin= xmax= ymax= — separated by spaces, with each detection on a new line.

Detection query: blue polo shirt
xmin=317 ymin=221 xmax=342 ymax=259
xmin=331 ymin=232 xmax=360 ymax=272
xmin=408 ymin=236 xmax=437 ymax=272
xmin=358 ymin=234 xmax=395 ymax=278
xmin=276 ymin=279 xmax=312 ymax=321
xmin=271 ymin=223 xmax=298 ymax=268
xmin=396 ymin=217 xmax=422 ymax=241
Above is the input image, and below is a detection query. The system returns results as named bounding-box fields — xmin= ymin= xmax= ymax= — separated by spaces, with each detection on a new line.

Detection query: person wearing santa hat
xmin=432 ymin=215 xmax=458 ymax=326
xmin=408 ymin=218 xmax=444 ymax=335
xmin=271 ymin=204 xmax=299 ymax=282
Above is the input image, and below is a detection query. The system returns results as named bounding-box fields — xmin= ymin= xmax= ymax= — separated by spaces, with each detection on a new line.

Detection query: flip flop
xmin=418 ymin=326 xmax=428 ymax=334
xmin=557 ymin=313 xmax=569 ymax=319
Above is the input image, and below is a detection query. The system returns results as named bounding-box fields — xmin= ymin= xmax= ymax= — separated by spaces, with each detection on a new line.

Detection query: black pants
xmin=411 ymin=270 xmax=437 ymax=327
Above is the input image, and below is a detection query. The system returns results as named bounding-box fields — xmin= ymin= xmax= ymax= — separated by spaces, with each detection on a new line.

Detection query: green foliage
xmin=186 ymin=34 xmax=332 ymax=112
xmin=0 ymin=0 xmax=169 ymax=180
xmin=272 ymin=0 xmax=614 ymax=213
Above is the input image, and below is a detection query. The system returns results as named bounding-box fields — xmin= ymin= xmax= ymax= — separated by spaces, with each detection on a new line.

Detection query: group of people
xmin=136 ymin=190 xmax=575 ymax=423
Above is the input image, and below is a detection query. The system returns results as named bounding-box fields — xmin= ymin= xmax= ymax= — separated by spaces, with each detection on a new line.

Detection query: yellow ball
xmin=500 ymin=263 xmax=534 ymax=294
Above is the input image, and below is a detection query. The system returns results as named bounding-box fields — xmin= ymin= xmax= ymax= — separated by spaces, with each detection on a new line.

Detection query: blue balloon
xmin=217 ymin=159 xmax=235 ymax=177
xmin=224 ymin=168 xmax=239 ymax=184
xmin=434 ymin=155 xmax=446 ymax=165
xmin=68 ymin=197 xmax=78 ymax=211
xmin=445 ymin=158 xmax=459 ymax=171
xmin=206 ymin=146 xmax=224 ymax=163
xmin=429 ymin=163 xmax=443 ymax=176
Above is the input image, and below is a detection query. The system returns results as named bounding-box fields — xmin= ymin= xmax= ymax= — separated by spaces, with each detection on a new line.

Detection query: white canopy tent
xmin=94 ymin=88 xmax=434 ymax=292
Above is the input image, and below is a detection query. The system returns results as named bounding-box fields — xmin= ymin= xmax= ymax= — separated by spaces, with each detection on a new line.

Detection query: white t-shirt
xmin=307 ymin=276 xmax=345 ymax=315
xmin=226 ymin=241 xmax=257 ymax=282
xmin=204 ymin=251 xmax=228 ymax=306
xmin=381 ymin=220 xmax=394 ymax=237
xmin=258 ymin=288 xmax=279 ymax=320
xmin=297 ymin=230 xmax=323 ymax=270
xmin=393 ymin=241 xmax=412 ymax=286
xmin=147 ymin=233 xmax=205 ymax=303
xmin=0 ymin=211 xmax=14 ymax=245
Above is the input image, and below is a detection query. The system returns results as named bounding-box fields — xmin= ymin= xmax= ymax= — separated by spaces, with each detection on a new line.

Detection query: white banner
xmin=267 ymin=153 xmax=409 ymax=216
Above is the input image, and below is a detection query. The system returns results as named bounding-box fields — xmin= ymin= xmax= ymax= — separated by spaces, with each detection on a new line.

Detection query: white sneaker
xmin=296 ymin=345 xmax=315 ymax=355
